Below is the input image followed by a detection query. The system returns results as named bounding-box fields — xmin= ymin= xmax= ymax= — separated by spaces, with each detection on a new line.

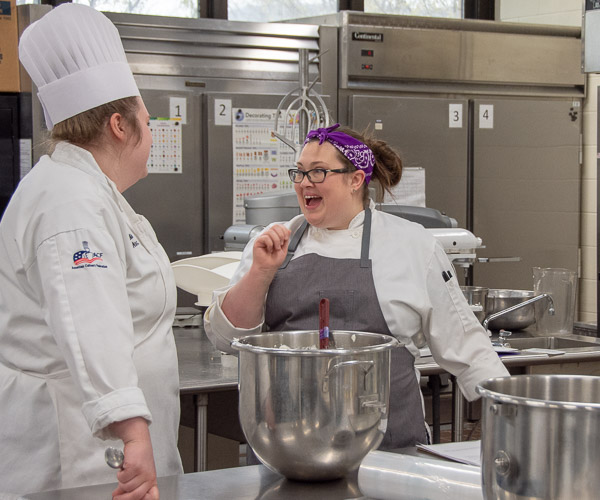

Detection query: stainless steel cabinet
xmin=351 ymin=94 xmax=469 ymax=229
xmin=472 ymin=97 xmax=581 ymax=290
xmin=122 ymin=89 xmax=203 ymax=308
xmin=123 ymin=89 xmax=204 ymax=263
xmin=205 ymin=93 xmax=290 ymax=254
xmin=204 ymin=92 xmax=331 ymax=254
xmin=349 ymin=94 xmax=581 ymax=290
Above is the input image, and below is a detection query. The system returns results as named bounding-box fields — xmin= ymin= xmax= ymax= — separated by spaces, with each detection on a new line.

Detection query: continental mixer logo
xmin=72 ymin=241 xmax=107 ymax=270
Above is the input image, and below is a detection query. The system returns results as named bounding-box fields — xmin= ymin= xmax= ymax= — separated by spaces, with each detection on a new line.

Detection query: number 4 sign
xmin=479 ymin=104 xmax=494 ymax=129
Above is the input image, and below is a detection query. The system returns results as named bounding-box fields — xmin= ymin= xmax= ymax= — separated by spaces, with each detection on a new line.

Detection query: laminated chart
xmin=232 ymin=108 xmax=295 ymax=224
xmin=147 ymin=118 xmax=182 ymax=174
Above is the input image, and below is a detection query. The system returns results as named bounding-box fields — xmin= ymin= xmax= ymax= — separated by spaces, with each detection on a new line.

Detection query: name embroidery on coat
xmin=129 ymin=233 xmax=140 ymax=248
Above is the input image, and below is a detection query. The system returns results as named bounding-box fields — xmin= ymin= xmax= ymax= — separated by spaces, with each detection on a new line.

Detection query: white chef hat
xmin=19 ymin=3 xmax=140 ymax=130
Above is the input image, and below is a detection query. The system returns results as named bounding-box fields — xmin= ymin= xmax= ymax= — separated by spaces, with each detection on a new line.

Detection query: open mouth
xmin=304 ymin=195 xmax=322 ymax=208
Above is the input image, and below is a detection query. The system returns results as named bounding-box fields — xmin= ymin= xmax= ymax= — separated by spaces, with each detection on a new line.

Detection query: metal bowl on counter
xmin=478 ymin=375 xmax=600 ymax=499
xmin=485 ymin=289 xmax=536 ymax=330
xmin=460 ymin=286 xmax=489 ymax=324
xmin=231 ymin=330 xmax=399 ymax=481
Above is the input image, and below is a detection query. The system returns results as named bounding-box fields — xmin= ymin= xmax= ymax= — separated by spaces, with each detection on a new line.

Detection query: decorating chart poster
xmin=232 ymin=108 xmax=296 ymax=224
xmin=147 ymin=118 xmax=183 ymax=174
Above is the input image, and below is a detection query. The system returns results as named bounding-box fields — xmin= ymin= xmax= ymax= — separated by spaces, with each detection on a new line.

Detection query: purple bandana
xmin=303 ymin=123 xmax=375 ymax=184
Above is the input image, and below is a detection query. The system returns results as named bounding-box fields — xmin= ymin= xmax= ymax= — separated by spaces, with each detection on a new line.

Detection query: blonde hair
xmin=50 ymin=96 xmax=141 ymax=150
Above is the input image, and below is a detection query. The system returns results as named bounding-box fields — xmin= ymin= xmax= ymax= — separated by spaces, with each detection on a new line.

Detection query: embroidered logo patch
xmin=72 ymin=241 xmax=107 ymax=269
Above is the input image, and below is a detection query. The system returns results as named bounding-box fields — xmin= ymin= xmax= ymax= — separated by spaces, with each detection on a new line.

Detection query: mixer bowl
xmin=231 ymin=330 xmax=399 ymax=481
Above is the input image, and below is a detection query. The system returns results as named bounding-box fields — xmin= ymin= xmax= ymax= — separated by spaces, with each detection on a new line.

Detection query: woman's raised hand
xmin=251 ymin=224 xmax=291 ymax=276
xmin=220 ymin=224 xmax=292 ymax=329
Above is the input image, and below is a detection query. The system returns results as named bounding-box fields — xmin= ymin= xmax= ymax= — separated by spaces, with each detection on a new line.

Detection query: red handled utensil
xmin=319 ymin=298 xmax=330 ymax=349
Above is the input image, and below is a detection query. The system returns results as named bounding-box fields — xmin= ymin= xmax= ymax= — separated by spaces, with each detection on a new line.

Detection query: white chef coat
xmin=205 ymin=200 xmax=509 ymax=402
xmin=0 ymin=142 xmax=183 ymax=494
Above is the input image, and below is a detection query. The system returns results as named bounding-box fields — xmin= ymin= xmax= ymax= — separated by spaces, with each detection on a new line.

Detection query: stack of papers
xmin=416 ymin=440 xmax=481 ymax=466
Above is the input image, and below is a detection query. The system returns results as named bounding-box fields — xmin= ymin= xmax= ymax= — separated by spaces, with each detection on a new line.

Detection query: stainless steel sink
xmin=505 ymin=336 xmax=600 ymax=350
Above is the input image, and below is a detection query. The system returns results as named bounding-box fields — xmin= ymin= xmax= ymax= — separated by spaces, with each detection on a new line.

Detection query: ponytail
xmin=333 ymin=126 xmax=403 ymax=205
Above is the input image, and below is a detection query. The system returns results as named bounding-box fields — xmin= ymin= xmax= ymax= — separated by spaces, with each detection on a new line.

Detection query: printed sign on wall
xmin=147 ymin=118 xmax=182 ymax=173
xmin=231 ymin=108 xmax=296 ymax=224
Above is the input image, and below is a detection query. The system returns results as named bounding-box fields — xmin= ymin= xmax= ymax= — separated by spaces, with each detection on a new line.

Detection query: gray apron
xmin=264 ymin=208 xmax=428 ymax=449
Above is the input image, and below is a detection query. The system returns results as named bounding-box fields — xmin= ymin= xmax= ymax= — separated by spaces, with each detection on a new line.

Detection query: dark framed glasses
xmin=288 ymin=168 xmax=348 ymax=184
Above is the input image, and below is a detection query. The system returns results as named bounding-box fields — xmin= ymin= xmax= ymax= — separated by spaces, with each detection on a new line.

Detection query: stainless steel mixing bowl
xmin=231 ymin=330 xmax=399 ymax=481
xmin=460 ymin=286 xmax=489 ymax=323
xmin=486 ymin=289 xmax=536 ymax=330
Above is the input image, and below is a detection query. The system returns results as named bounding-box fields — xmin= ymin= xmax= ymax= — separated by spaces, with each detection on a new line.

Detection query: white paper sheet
xmin=382 ymin=166 xmax=426 ymax=207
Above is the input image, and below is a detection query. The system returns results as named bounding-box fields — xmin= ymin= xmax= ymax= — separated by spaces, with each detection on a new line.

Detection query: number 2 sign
xmin=215 ymin=99 xmax=232 ymax=126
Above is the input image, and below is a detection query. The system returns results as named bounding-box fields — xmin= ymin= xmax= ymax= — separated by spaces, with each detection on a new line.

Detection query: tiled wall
xmin=582 ymin=74 xmax=599 ymax=324
xmin=497 ymin=0 xmax=597 ymax=325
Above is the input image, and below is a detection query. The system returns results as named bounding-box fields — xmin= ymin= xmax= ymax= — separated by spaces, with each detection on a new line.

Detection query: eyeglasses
xmin=288 ymin=168 xmax=348 ymax=184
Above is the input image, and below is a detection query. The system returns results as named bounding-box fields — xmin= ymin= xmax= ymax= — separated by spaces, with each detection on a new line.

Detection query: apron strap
xmin=280 ymin=209 xmax=373 ymax=269
xmin=279 ymin=219 xmax=309 ymax=269
xmin=360 ymin=208 xmax=372 ymax=268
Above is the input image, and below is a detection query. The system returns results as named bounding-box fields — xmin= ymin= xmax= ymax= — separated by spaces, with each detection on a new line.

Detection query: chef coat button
xmin=313 ymin=231 xmax=321 ymax=240
xmin=352 ymin=231 xmax=360 ymax=238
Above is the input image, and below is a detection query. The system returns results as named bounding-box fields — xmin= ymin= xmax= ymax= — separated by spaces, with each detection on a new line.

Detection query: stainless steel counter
xmin=19 ymin=327 xmax=600 ymax=499
xmin=174 ymin=324 xmax=600 ymax=471
xmin=23 ymin=465 xmax=364 ymax=500
xmin=417 ymin=332 xmax=600 ymax=374
xmin=176 ymin=326 xmax=238 ymax=394
xmin=175 ymin=326 xmax=238 ymax=472
xmin=418 ymin=329 xmax=600 ymax=442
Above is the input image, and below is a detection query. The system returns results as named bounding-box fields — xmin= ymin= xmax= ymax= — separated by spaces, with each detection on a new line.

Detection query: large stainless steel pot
xmin=477 ymin=374 xmax=600 ymax=499
xmin=231 ymin=330 xmax=399 ymax=481
xmin=485 ymin=289 xmax=536 ymax=330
